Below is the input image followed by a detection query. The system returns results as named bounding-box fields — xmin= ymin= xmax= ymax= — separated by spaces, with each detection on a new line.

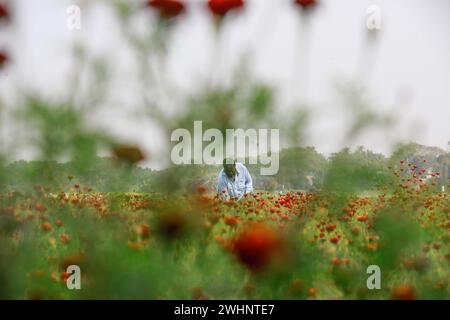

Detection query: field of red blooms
xmin=0 ymin=161 xmax=448 ymax=300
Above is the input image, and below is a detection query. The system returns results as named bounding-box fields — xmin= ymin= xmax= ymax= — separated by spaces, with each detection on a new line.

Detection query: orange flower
xmin=196 ymin=185 xmax=207 ymax=194
xmin=208 ymin=0 xmax=244 ymax=17
xmin=391 ymin=285 xmax=416 ymax=300
xmin=60 ymin=271 xmax=70 ymax=283
xmin=331 ymin=257 xmax=341 ymax=266
xmin=0 ymin=50 xmax=8 ymax=68
xmin=60 ymin=233 xmax=71 ymax=244
xmin=329 ymin=235 xmax=339 ymax=244
xmin=232 ymin=223 xmax=282 ymax=272
xmin=34 ymin=203 xmax=47 ymax=212
xmin=224 ymin=215 xmax=239 ymax=226
xmin=137 ymin=223 xmax=151 ymax=239
xmin=55 ymin=219 xmax=63 ymax=227
xmin=113 ymin=145 xmax=145 ymax=165
xmin=0 ymin=3 xmax=9 ymax=21
xmin=40 ymin=222 xmax=52 ymax=231
xmin=356 ymin=215 xmax=368 ymax=222
xmin=367 ymin=242 xmax=378 ymax=250
xmin=147 ymin=0 xmax=185 ymax=19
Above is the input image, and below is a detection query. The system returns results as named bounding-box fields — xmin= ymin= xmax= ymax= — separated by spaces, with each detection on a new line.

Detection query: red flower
xmin=294 ymin=0 xmax=317 ymax=10
xmin=331 ymin=257 xmax=341 ymax=266
xmin=137 ymin=223 xmax=151 ymax=239
xmin=60 ymin=233 xmax=71 ymax=244
xmin=0 ymin=51 xmax=8 ymax=68
xmin=34 ymin=203 xmax=47 ymax=212
xmin=0 ymin=3 xmax=9 ymax=21
xmin=329 ymin=235 xmax=339 ymax=244
xmin=60 ymin=272 xmax=70 ymax=283
xmin=308 ymin=287 xmax=319 ymax=298
xmin=356 ymin=215 xmax=369 ymax=222
xmin=41 ymin=222 xmax=52 ymax=232
xmin=147 ymin=0 xmax=185 ymax=19
xmin=232 ymin=223 xmax=281 ymax=271
xmin=208 ymin=0 xmax=244 ymax=17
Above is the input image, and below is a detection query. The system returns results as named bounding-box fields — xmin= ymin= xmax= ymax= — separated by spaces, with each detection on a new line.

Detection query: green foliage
xmin=323 ymin=147 xmax=394 ymax=194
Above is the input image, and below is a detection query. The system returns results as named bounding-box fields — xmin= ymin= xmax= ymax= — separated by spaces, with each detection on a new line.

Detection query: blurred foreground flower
xmin=232 ymin=223 xmax=283 ymax=272
xmin=157 ymin=211 xmax=187 ymax=240
xmin=391 ymin=284 xmax=417 ymax=300
xmin=113 ymin=145 xmax=145 ymax=165
xmin=0 ymin=50 xmax=8 ymax=69
xmin=208 ymin=0 xmax=244 ymax=17
xmin=40 ymin=222 xmax=52 ymax=232
xmin=0 ymin=3 xmax=9 ymax=21
xmin=147 ymin=0 xmax=185 ymax=19
xmin=294 ymin=0 xmax=317 ymax=10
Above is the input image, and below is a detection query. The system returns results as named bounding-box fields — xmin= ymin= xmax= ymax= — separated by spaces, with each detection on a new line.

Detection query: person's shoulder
xmin=236 ymin=162 xmax=248 ymax=170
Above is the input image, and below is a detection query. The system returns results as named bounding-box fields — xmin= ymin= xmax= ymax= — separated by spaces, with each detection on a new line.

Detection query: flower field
xmin=0 ymin=162 xmax=448 ymax=300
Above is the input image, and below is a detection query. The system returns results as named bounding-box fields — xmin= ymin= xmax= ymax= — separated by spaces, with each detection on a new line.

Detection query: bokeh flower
xmin=391 ymin=284 xmax=417 ymax=300
xmin=294 ymin=0 xmax=317 ymax=10
xmin=232 ymin=223 xmax=282 ymax=272
xmin=0 ymin=3 xmax=9 ymax=21
xmin=147 ymin=0 xmax=185 ymax=19
xmin=208 ymin=0 xmax=244 ymax=17
xmin=40 ymin=222 xmax=52 ymax=232
xmin=137 ymin=223 xmax=151 ymax=239
xmin=60 ymin=233 xmax=71 ymax=244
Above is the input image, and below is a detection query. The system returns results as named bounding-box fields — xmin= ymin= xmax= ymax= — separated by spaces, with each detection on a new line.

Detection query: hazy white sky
xmin=0 ymin=0 xmax=449 ymax=169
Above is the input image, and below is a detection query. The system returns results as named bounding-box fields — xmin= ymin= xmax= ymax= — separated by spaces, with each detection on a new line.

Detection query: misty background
xmin=0 ymin=0 xmax=449 ymax=169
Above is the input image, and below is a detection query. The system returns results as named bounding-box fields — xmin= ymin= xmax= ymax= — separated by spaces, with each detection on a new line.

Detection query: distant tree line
xmin=1 ymin=143 xmax=447 ymax=194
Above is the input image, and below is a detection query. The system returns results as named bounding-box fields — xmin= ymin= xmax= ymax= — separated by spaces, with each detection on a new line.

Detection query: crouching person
xmin=216 ymin=158 xmax=253 ymax=200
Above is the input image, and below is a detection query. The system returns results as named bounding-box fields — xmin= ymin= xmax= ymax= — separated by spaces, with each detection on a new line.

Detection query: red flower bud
xmin=147 ymin=0 xmax=185 ymax=19
xmin=232 ymin=223 xmax=282 ymax=272
xmin=0 ymin=3 xmax=9 ymax=21
xmin=0 ymin=50 xmax=8 ymax=68
xmin=208 ymin=0 xmax=244 ymax=17
xmin=294 ymin=0 xmax=317 ymax=10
